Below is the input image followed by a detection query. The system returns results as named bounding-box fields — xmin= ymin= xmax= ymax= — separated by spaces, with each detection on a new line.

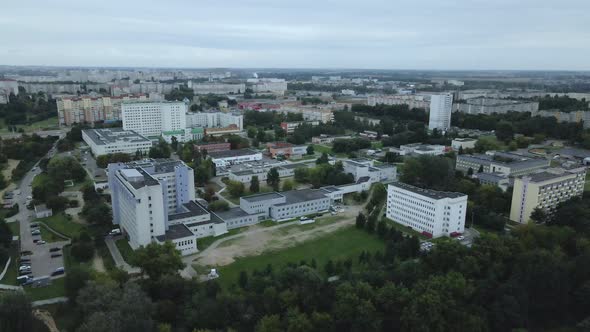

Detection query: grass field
xmin=0 ymin=116 xmax=59 ymax=134
xmin=0 ymin=246 xmax=19 ymax=285
xmin=311 ymin=144 xmax=333 ymax=155
xmin=7 ymin=220 xmax=19 ymax=236
xmin=115 ymin=238 xmax=135 ymax=263
xmin=213 ymin=226 xmax=385 ymax=288
xmin=39 ymin=224 xmax=67 ymax=243
xmin=25 ymin=277 xmax=65 ymax=301
xmin=37 ymin=213 xmax=85 ymax=239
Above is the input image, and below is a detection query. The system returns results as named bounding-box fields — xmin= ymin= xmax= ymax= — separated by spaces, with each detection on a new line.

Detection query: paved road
xmin=5 ymin=143 xmax=68 ymax=280
xmin=104 ymin=236 xmax=140 ymax=273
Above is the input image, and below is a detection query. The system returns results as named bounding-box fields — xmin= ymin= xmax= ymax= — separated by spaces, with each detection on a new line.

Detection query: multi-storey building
xmin=192 ymin=83 xmax=245 ymax=95
xmin=428 ymin=94 xmax=453 ymax=131
xmin=122 ymin=101 xmax=187 ymax=140
xmin=509 ymin=167 xmax=586 ymax=223
xmin=247 ymin=78 xmax=288 ymax=95
xmin=386 ymin=182 xmax=467 ymax=238
xmin=0 ymin=79 xmax=18 ymax=103
xmin=280 ymin=121 xmax=319 ymax=134
xmin=456 ymin=152 xmax=550 ymax=176
xmin=57 ymin=94 xmax=149 ymax=125
xmin=82 ymin=128 xmax=152 ymax=156
xmin=185 ymin=112 xmax=243 ymax=130
xmin=454 ymin=97 xmax=539 ymax=115
xmin=367 ymin=94 xmax=430 ymax=110
xmin=194 ymin=142 xmax=231 ymax=153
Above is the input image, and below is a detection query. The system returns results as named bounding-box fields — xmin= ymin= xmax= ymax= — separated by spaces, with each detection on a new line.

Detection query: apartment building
xmin=194 ymin=142 xmax=231 ymax=153
xmin=247 ymin=78 xmax=288 ymax=95
xmin=386 ymin=182 xmax=467 ymax=238
xmin=367 ymin=94 xmax=430 ymax=110
xmin=122 ymin=101 xmax=187 ymax=140
xmin=454 ymin=97 xmax=539 ymax=115
xmin=82 ymin=128 xmax=153 ymax=156
xmin=185 ymin=111 xmax=243 ymax=130
xmin=537 ymin=110 xmax=590 ymax=129
xmin=510 ymin=167 xmax=586 ymax=223
xmin=0 ymin=79 xmax=18 ymax=103
xmin=57 ymin=94 xmax=149 ymax=125
xmin=428 ymin=94 xmax=453 ymax=131
xmin=456 ymin=152 xmax=550 ymax=176
xmin=192 ymin=83 xmax=245 ymax=95
xmin=107 ymin=159 xmax=227 ymax=255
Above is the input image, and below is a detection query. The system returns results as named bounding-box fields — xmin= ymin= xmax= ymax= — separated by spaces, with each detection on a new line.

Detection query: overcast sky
xmin=1 ymin=0 xmax=589 ymax=70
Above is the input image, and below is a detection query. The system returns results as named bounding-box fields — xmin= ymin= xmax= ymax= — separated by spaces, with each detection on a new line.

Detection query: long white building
xmin=185 ymin=111 xmax=243 ymax=130
xmin=122 ymin=101 xmax=187 ymax=141
xmin=82 ymin=128 xmax=152 ymax=156
xmin=428 ymin=94 xmax=453 ymax=131
xmin=386 ymin=182 xmax=467 ymax=238
xmin=192 ymin=83 xmax=245 ymax=95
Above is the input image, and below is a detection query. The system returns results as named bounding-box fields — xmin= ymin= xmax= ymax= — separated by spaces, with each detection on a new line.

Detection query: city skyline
xmin=2 ymin=0 xmax=589 ymax=70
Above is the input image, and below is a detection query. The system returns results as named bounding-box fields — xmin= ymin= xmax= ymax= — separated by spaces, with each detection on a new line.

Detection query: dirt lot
xmin=194 ymin=203 xmax=363 ymax=267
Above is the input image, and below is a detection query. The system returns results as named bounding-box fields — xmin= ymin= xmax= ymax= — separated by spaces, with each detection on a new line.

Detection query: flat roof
xmin=82 ymin=128 xmax=151 ymax=146
xmin=279 ymin=162 xmax=310 ymax=170
xmin=209 ymin=149 xmax=260 ymax=159
xmin=214 ymin=207 xmax=252 ymax=220
xmin=241 ymin=192 xmax=284 ymax=203
xmin=168 ymin=201 xmax=210 ymax=221
xmin=155 ymin=224 xmax=194 ymax=242
xmin=390 ymin=182 xmax=466 ymax=200
xmin=277 ymin=189 xmax=328 ymax=206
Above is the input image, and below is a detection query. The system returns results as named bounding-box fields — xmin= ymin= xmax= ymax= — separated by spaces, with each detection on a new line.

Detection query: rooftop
xmin=209 ymin=149 xmax=260 ymax=159
xmin=155 ymin=224 xmax=194 ymax=242
xmin=390 ymin=182 xmax=466 ymax=200
xmin=168 ymin=201 xmax=210 ymax=221
xmin=277 ymin=189 xmax=329 ymax=206
xmin=241 ymin=192 xmax=284 ymax=203
xmin=214 ymin=207 xmax=253 ymax=220
xmin=82 ymin=128 xmax=151 ymax=146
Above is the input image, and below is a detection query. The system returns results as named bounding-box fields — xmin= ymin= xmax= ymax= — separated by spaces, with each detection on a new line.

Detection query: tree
xmin=131 ymin=241 xmax=185 ymax=280
xmin=208 ymin=200 xmax=229 ymax=212
xmin=496 ymin=121 xmax=515 ymax=142
xmin=356 ymin=213 xmax=366 ymax=229
xmin=530 ymin=207 xmax=547 ymax=224
xmin=267 ymin=168 xmax=280 ymax=191
xmin=247 ymin=127 xmax=257 ymax=138
xmin=239 ymin=270 xmax=249 ymax=289
xmin=306 ymin=145 xmax=315 ymax=155
xmin=316 ymin=152 xmax=329 ymax=165
xmin=0 ymin=292 xmax=36 ymax=332
xmin=82 ymin=202 xmax=112 ymax=225
xmin=377 ymin=220 xmax=388 ymax=238
xmin=227 ymin=180 xmax=245 ymax=197
xmin=255 ymin=315 xmax=282 ymax=332
xmin=250 ymin=175 xmax=260 ymax=193
xmin=65 ymin=266 xmax=92 ymax=302
xmin=282 ymin=179 xmax=294 ymax=191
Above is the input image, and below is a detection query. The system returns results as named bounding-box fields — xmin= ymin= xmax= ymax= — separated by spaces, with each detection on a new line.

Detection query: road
xmin=6 ymin=143 xmax=68 ymax=280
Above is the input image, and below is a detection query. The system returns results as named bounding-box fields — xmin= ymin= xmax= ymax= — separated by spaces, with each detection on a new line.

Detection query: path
xmin=32 ymin=297 xmax=68 ymax=307
xmin=214 ymin=187 xmax=238 ymax=208
xmin=104 ymin=237 xmax=140 ymax=274
xmin=33 ymin=309 xmax=60 ymax=332
xmin=0 ymin=283 xmax=22 ymax=291
xmin=92 ymin=253 xmax=106 ymax=273
xmin=192 ymin=203 xmax=362 ymax=267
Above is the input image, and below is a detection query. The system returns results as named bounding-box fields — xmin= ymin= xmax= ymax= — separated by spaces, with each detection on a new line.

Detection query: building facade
xmin=186 ymin=112 xmax=243 ymax=130
xmin=367 ymin=95 xmax=430 ymax=110
xmin=57 ymin=94 xmax=149 ymax=126
xmin=192 ymin=83 xmax=245 ymax=95
xmin=386 ymin=182 xmax=467 ymax=238
xmin=509 ymin=167 xmax=586 ymax=223
xmin=456 ymin=152 xmax=550 ymax=176
xmin=454 ymin=97 xmax=539 ymax=115
xmin=428 ymin=94 xmax=453 ymax=131
xmin=122 ymin=101 xmax=187 ymax=139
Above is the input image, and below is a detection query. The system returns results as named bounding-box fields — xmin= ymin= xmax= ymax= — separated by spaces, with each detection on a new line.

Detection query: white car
xmin=36 ymin=240 xmax=46 ymax=245
xmin=457 ymin=236 xmax=465 ymax=241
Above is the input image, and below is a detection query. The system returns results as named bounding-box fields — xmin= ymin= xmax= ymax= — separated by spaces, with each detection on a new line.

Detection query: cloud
xmin=0 ymin=0 xmax=589 ymax=69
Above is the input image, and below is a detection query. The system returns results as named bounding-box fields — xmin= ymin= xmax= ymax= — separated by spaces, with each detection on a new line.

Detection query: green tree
xmin=282 ymin=179 xmax=294 ymax=191
xmin=306 ymin=145 xmax=315 ymax=155
xmin=208 ymin=200 xmax=229 ymax=212
xmin=65 ymin=266 xmax=92 ymax=302
xmin=356 ymin=212 xmax=366 ymax=229
xmin=250 ymin=175 xmax=260 ymax=193
xmin=266 ymin=168 xmax=280 ymax=191
xmin=316 ymin=152 xmax=329 ymax=165
xmin=131 ymin=241 xmax=185 ymax=280
xmin=255 ymin=315 xmax=282 ymax=332
xmin=495 ymin=121 xmax=515 ymax=142
xmin=530 ymin=207 xmax=547 ymax=224
xmin=0 ymin=292 xmax=36 ymax=332
xmin=227 ymin=180 xmax=245 ymax=197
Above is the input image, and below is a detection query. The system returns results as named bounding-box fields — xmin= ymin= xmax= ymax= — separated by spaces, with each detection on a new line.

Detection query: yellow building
xmin=510 ymin=167 xmax=586 ymax=223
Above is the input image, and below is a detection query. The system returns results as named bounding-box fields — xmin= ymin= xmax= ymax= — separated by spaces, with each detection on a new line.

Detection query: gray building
xmin=456 ymin=152 xmax=550 ymax=177
xmin=454 ymin=97 xmax=539 ymax=115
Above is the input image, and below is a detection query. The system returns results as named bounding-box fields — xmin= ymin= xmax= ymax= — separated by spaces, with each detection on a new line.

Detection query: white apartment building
xmin=367 ymin=95 xmax=430 ymax=110
xmin=0 ymin=79 xmax=18 ymax=103
xmin=510 ymin=167 xmax=586 ymax=223
xmin=82 ymin=128 xmax=152 ymax=156
xmin=247 ymin=78 xmax=288 ymax=95
xmin=122 ymin=101 xmax=187 ymax=140
xmin=108 ymin=159 xmax=228 ymax=255
xmin=185 ymin=112 xmax=243 ymax=130
xmin=386 ymin=182 xmax=467 ymax=238
xmin=208 ymin=149 xmax=263 ymax=168
xmin=192 ymin=83 xmax=245 ymax=95
xmin=428 ymin=94 xmax=453 ymax=131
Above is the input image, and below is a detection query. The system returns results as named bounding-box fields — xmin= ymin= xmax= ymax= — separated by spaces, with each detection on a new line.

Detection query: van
xmin=109 ymin=228 xmax=121 ymax=235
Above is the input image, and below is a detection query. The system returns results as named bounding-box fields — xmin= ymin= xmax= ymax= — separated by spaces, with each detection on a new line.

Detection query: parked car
xmin=31 ymin=230 xmax=41 ymax=235
xmin=19 ymin=270 xmax=32 ymax=276
xmin=50 ymin=254 xmax=62 ymax=258
xmin=457 ymin=235 xmax=465 ymax=241
xmin=36 ymin=240 xmax=46 ymax=245
xmin=51 ymin=268 xmax=65 ymax=277
xmin=17 ymin=275 xmax=31 ymax=285
xmin=49 ymin=247 xmax=60 ymax=252
xmin=20 ymin=251 xmax=32 ymax=256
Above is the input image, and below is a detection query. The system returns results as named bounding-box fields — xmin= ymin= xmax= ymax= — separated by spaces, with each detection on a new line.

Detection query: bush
xmin=208 ymin=200 xmax=229 ymax=212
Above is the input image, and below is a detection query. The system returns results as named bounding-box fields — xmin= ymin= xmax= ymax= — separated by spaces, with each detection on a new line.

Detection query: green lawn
xmin=0 ymin=246 xmax=19 ymax=285
xmin=0 ymin=116 xmax=59 ymax=134
xmin=25 ymin=277 xmax=65 ymax=301
xmin=115 ymin=238 xmax=135 ymax=263
xmin=212 ymin=226 xmax=385 ymax=288
xmin=37 ymin=213 xmax=85 ymax=239
xmin=311 ymin=144 xmax=333 ymax=154
xmin=39 ymin=224 xmax=68 ymax=243
xmin=7 ymin=221 xmax=19 ymax=236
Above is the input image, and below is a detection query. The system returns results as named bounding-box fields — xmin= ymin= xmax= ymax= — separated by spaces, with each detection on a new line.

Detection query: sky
xmin=1 ymin=0 xmax=590 ymax=70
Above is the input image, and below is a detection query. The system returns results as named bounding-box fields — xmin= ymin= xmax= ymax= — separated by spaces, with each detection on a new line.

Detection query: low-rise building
xmin=343 ymin=159 xmax=397 ymax=183
xmin=267 ymin=142 xmax=308 ymax=159
xmin=473 ymin=172 xmax=510 ymax=191
xmin=399 ymin=143 xmax=446 ymax=156
xmin=82 ymin=128 xmax=153 ymax=156
xmin=386 ymin=182 xmax=467 ymax=238
xmin=454 ymin=97 xmax=539 ymax=115
xmin=451 ymin=138 xmax=477 ymax=150
xmin=456 ymin=152 xmax=550 ymax=176
xmin=280 ymin=121 xmax=319 ymax=133
xmin=208 ymin=149 xmax=263 ymax=168
xmin=34 ymin=204 xmax=53 ymax=219
xmin=204 ymin=124 xmax=241 ymax=137
xmin=509 ymin=167 xmax=586 ymax=223
xmin=311 ymin=134 xmax=352 ymax=144
xmin=195 ymin=142 xmax=231 ymax=153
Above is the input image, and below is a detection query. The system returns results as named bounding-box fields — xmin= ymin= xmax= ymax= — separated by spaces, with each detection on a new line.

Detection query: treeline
xmin=0 ymin=92 xmax=56 ymax=127
xmin=0 ymin=134 xmax=57 ymax=181
xmin=538 ymin=94 xmax=588 ymax=111
xmin=244 ymin=110 xmax=303 ymax=130
xmin=294 ymin=162 xmax=354 ymax=188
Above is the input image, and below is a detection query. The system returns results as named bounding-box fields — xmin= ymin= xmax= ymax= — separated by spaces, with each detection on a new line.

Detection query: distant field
xmin=0 ymin=116 xmax=59 ymax=134
xmin=214 ymin=226 xmax=384 ymax=288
